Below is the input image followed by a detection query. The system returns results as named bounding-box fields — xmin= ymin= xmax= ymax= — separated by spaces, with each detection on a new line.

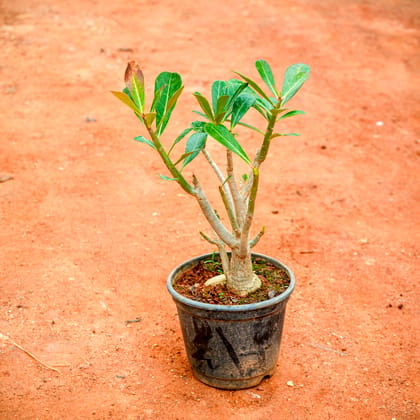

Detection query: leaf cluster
xmin=112 ymin=59 xmax=310 ymax=174
xmin=112 ymin=59 xmax=310 ymax=294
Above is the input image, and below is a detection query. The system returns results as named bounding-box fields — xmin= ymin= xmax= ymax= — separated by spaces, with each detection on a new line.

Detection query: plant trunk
xmin=227 ymin=250 xmax=261 ymax=296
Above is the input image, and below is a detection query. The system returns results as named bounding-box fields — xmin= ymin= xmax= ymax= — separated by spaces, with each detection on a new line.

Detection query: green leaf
xmin=143 ymin=112 xmax=156 ymax=127
xmin=278 ymin=110 xmax=305 ymax=120
xmin=270 ymin=133 xmax=300 ymax=139
xmin=159 ymin=174 xmax=178 ymax=181
xmin=252 ymin=103 xmax=269 ymax=120
xmin=124 ymin=62 xmax=145 ymax=112
xmin=166 ymin=86 xmax=184 ymax=113
xmin=154 ymin=72 xmax=183 ymax=135
xmin=215 ymin=95 xmax=230 ymax=122
xmin=111 ymin=91 xmax=140 ymax=114
xmin=226 ymin=79 xmax=247 ymax=96
xmin=204 ymin=123 xmax=250 ymax=164
xmin=169 ymin=128 xmax=193 ymax=154
xmin=233 ymin=71 xmax=273 ymax=104
xmin=226 ymin=78 xmax=272 ymax=118
xmin=256 ymin=97 xmax=273 ymax=112
xmin=281 ymin=63 xmax=310 ymax=106
xmin=150 ymin=85 xmax=165 ymax=112
xmin=122 ymin=87 xmax=132 ymax=97
xmin=173 ymin=151 xmax=194 ymax=166
xmin=225 ymin=78 xmax=244 ymax=93
xmin=234 ymin=121 xmax=264 ymax=135
xmin=211 ymin=81 xmax=228 ymax=113
xmin=192 ymin=110 xmax=211 ymax=120
xmin=183 ymin=132 xmax=207 ymax=167
xmin=130 ymin=75 xmax=145 ymax=112
xmin=225 ymin=80 xmax=249 ymax=114
xmin=255 ymin=59 xmax=278 ymax=96
xmin=134 ymin=135 xmax=156 ymax=149
xmin=191 ymin=121 xmax=207 ymax=132
xmin=231 ymin=94 xmax=256 ymax=128
xmin=193 ymin=92 xmax=214 ymax=121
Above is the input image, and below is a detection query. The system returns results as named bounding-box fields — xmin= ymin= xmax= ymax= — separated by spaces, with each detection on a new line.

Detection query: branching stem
xmin=202 ymin=148 xmax=237 ymax=231
xmin=241 ymin=99 xmax=282 ymax=207
xmin=219 ymin=185 xmax=240 ymax=234
xmin=193 ymin=176 xmax=237 ymax=249
xmin=250 ymin=226 xmax=265 ymax=248
xmin=226 ymin=150 xmax=245 ymax=229
xmin=240 ymin=167 xmax=259 ymax=256
xmin=147 ymin=122 xmax=237 ymax=250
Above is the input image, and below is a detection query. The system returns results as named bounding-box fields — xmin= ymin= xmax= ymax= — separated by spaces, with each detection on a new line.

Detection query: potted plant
xmin=112 ymin=59 xmax=310 ymax=389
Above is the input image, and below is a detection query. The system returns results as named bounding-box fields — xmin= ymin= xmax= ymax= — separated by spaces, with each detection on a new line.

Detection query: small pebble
xmin=0 ymin=174 xmax=13 ymax=183
xmin=247 ymin=391 xmax=261 ymax=399
xmin=268 ymin=290 xmax=277 ymax=299
xmin=4 ymin=86 xmax=16 ymax=94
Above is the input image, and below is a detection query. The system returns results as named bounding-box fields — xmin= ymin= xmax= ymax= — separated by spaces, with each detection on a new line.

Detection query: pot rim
xmin=167 ymin=252 xmax=295 ymax=312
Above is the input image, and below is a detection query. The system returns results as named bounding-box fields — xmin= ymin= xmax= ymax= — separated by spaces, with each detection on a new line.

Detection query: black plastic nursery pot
xmin=167 ymin=252 xmax=295 ymax=390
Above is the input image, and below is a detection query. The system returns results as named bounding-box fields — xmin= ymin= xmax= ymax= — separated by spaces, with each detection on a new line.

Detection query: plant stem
xmin=240 ymin=167 xmax=259 ymax=256
xmin=250 ymin=226 xmax=265 ymax=248
xmin=200 ymin=231 xmax=231 ymax=282
xmin=228 ymin=249 xmax=260 ymax=295
xmin=146 ymin=120 xmax=239 ymax=252
xmin=202 ymin=148 xmax=237 ymax=228
xmin=193 ymin=176 xmax=237 ymax=249
xmin=241 ymin=98 xmax=282 ymax=211
xmin=146 ymin=125 xmax=195 ymax=195
xmin=255 ymin=100 xmax=282 ymax=167
xmin=226 ymin=150 xmax=245 ymax=229
xmin=219 ymin=185 xmax=240 ymax=234
xmin=237 ymin=99 xmax=281 ymax=256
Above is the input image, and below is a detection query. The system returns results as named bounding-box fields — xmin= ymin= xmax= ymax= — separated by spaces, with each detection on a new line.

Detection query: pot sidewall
xmin=167 ymin=253 xmax=295 ymax=390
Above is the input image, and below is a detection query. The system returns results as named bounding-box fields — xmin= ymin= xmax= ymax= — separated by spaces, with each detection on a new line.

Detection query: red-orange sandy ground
xmin=1 ymin=0 xmax=419 ymax=418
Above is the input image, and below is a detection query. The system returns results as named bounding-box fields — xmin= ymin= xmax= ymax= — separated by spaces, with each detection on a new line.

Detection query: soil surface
xmin=1 ymin=0 xmax=419 ymax=419
xmin=173 ymin=255 xmax=291 ymax=305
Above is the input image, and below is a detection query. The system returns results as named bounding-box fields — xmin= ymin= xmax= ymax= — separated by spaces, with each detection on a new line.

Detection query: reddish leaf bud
xmin=124 ymin=60 xmax=144 ymax=90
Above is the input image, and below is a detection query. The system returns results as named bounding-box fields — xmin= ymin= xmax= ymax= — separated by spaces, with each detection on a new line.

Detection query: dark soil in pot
xmin=173 ymin=253 xmax=292 ymax=305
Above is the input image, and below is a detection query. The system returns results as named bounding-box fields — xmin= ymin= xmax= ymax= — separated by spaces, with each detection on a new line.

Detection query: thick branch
xmin=193 ymin=176 xmax=237 ymax=249
xmin=202 ymin=148 xmax=238 ymax=232
xmin=240 ymin=167 xmax=259 ymax=256
xmin=219 ymin=185 xmax=240 ymax=234
xmin=202 ymin=148 xmax=232 ymax=201
xmin=226 ymin=150 xmax=246 ymax=227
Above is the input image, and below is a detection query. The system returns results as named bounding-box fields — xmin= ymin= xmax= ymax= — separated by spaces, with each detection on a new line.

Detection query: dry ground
xmin=0 ymin=0 xmax=419 ymax=418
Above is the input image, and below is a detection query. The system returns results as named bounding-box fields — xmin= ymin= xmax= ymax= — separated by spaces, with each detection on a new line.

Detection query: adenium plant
xmin=112 ymin=59 xmax=310 ymax=297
